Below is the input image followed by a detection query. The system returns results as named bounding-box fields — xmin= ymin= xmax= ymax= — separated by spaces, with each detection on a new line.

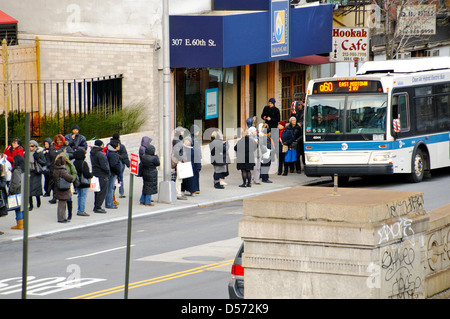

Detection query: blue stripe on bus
xmin=304 ymin=132 xmax=450 ymax=152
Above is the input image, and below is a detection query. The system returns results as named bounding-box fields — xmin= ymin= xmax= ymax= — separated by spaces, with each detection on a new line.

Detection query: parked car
xmin=228 ymin=242 xmax=244 ymax=299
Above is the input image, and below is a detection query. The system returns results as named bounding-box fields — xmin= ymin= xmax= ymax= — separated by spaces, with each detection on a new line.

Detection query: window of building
xmin=175 ymin=67 xmax=239 ymax=141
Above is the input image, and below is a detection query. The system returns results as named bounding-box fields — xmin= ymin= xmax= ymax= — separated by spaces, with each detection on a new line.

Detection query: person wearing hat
xmin=28 ymin=140 xmax=47 ymax=211
xmin=261 ymin=98 xmax=280 ymax=131
xmin=105 ymin=139 xmax=122 ymax=209
xmin=111 ymin=133 xmax=130 ymax=199
xmin=2 ymin=137 xmax=25 ymax=168
xmin=90 ymin=140 xmax=110 ymax=213
xmin=65 ymin=124 xmax=87 ymax=152
xmin=277 ymin=121 xmax=286 ymax=175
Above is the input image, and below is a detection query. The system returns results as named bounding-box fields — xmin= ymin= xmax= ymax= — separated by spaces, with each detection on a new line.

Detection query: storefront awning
xmin=285 ymin=55 xmax=330 ymax=65
xmin=0 ymin=10 xmax=18 ymax=25
xmin=170 ymin=4 xmax=333 ymax=68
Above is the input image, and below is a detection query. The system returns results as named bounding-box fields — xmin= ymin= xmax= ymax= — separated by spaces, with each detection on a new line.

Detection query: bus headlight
xmin=306 ymin=153 xmax=320 ymax=163
xmin=371 ymin=153 xmax=391 ymax=162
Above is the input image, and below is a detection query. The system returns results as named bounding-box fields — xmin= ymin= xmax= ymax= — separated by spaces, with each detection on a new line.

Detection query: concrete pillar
xmin=239 ymin=186 xmax=431 ymax=299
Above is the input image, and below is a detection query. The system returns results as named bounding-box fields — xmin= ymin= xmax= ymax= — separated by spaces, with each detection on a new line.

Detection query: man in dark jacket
xmin=105 ymin=139 xmax=121 ymax=209
xmin=90 ymin=140 xmax=110 ymax=213
xmin=261 ymin=98 xmax=281 ymax=131
xmin=65 ymin=124 xmax=87 ymax=151
xmin=111 ymin=133 xmax=130 ymax=198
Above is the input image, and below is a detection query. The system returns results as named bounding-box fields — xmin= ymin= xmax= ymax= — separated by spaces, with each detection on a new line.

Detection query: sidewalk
xmin=0 ymin=164 xmax=329 ymax=243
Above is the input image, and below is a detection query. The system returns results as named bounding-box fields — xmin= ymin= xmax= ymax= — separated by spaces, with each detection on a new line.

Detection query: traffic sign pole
xmin=124 ymin=153 xmax=138 ymax=299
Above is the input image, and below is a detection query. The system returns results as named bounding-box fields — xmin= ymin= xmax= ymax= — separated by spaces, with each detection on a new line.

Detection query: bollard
xmin=333 ymin=173 xmax=338 ymax=195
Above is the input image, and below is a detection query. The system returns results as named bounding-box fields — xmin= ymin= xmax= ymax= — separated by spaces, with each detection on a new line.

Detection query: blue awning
xmin=170 ymin=4 xmax=333 ymax=68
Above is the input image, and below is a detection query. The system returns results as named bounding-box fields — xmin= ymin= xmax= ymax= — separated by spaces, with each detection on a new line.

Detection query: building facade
xmin=1 ymin=0 xmax=335 ymax=149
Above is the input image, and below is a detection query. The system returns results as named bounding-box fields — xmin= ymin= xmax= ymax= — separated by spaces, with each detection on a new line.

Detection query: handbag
xmin=79 ymin=174 xmax=91 ymax=188
xmin=57 ymin=177 xmax=71 ymax=191
xmin=262 ymin=149 xmax=271 ymax=160
xmin=176 ymin=161 xmax=193 ymax=179
xmin=8 ymin=194 xmax=21 ymax=210
xmin=284 ymin=149 xmax=297 ymax=163
xmin=89 ymin=176 xmax=100 ymax=192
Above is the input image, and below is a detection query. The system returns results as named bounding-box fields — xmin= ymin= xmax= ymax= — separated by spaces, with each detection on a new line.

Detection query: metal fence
xmin=2 ymin=74 xmax=123 ymax=137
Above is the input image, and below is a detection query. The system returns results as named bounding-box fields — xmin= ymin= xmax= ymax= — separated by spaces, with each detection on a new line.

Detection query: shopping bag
xmin=8 ymin=194 xmax=21 ymax=210
xmin=176 ymin=162 xmax=193 ymax=179
xmin=284 ymin=149 xmax=297 ymax=163
xmin=89 ymin=176 xmax=100 ymax=192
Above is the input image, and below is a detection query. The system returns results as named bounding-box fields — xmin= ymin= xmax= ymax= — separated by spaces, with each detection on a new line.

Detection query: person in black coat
xmin=0 ymin=164 xmax=8 ymax=220
xmin=182 ymin=133 xmax=202 ymax=196
xmin=42 ymin=137 xmax=53 ymax=197
xmin=234 ymin=131 xmax=258 ymax=187
xmin=90 ymin=140 xmax=110 ymax=213
xmin=28 ymin=140 xmax=47 ymax=210
xmin=140 ymin=144 xmax=160 ymax=206
xmin=105 ymin=140 xmax=121 ymax=209
xmin=281 ymin=122 xmax=294 ymax=176
xmin=111 ymin=133 xmax=130 ymax=198
xmin=261 ymin=98 xmax=281 ymax=131
xmin=286 ymin=116 xmax=303 ymax=174
xmin=73 ymin=149 xmax=93 ymax=216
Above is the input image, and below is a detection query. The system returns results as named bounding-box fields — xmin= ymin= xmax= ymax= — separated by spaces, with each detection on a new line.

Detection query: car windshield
xmin=305 ymin=94 xmax=388 ymax=135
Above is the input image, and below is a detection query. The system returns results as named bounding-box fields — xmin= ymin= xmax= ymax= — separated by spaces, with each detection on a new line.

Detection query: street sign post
xmin=124 ymin=153 xmax=138 ymax=298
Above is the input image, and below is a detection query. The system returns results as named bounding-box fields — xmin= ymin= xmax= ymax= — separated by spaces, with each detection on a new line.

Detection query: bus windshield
xmin=305 ymin=94 xmax=387 ymax=137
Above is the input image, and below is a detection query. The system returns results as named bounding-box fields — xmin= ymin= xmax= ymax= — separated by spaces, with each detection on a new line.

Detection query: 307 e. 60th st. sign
xmin=330 ymin=27 xmax=369 ymax=63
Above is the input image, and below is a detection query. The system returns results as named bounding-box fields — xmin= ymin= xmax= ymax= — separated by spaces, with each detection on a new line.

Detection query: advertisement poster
xmin=205 ymin=88 xmax=218 ymax=120
xmin=271 ymin=0 xmax=289 ymax=58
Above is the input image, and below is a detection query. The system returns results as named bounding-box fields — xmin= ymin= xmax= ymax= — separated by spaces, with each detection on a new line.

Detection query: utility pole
xmin=158 ymin=0 xmax=177 ymax=203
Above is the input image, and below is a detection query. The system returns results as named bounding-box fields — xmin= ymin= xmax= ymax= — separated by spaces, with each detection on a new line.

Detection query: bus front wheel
xmin=407 ymin=149 xmax=425 ymax=183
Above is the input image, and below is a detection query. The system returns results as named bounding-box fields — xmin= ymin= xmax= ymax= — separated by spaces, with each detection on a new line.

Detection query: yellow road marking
xmin=71 ymin=259 xmax=233 ymax=299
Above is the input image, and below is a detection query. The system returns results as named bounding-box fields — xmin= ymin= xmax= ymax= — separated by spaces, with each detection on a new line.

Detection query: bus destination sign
xmin=313 ymin=80 xmax=383 ymax=94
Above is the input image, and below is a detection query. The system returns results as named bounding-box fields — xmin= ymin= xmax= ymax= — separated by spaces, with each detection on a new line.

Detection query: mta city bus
xmin=303 ymin=57 xmax=450 ymax=183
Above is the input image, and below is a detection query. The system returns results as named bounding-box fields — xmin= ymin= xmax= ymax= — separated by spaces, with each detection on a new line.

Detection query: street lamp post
xmin=158 ymin=0 xmax=177 ymax=203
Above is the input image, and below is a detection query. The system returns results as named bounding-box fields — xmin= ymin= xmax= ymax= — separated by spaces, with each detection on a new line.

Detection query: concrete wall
xmin=240 ymin=186 xmax=449 ymax=299
xmin=1 ymin=0 xmax=212 ymax=39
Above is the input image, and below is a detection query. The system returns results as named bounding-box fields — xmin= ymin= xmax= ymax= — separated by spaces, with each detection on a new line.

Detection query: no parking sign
xmin=130 ymin=153 xmax=139 ymax=175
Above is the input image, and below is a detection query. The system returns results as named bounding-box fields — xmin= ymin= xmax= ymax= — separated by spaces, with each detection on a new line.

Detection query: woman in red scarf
xmin=2 ymin=137 xmax=25 ymax=167
xmin=47 ymin=134 xmax=74 ymax=204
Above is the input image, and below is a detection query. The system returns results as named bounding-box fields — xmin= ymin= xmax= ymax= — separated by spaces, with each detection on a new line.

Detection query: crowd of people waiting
xmin=171 ymin=97 xmax=305 ymax=199
xmin=0 ymin=97 xmax=305 ymax=234
xmin=0 ymin=125 xmax=132 ymax=234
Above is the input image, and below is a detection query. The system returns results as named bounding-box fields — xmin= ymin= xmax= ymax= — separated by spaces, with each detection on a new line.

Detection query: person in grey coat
xmin=140 ymin=145 xmax=160 ymax=206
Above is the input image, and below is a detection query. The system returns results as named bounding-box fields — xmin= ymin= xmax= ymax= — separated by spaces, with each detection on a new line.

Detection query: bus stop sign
xmin=130 ymin=153 xmax=139 ymax=175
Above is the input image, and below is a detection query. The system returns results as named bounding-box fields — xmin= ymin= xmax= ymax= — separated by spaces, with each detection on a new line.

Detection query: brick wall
xmin=19 ymin=34 xmax=161 ymax=140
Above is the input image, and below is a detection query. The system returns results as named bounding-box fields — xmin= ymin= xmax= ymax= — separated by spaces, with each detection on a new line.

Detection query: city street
xmin=1 ymin=166 xmax=449 ymax=299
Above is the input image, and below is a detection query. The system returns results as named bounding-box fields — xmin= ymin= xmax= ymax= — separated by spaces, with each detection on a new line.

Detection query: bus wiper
xmin=350 ymin=116 xmax=369 ymax=141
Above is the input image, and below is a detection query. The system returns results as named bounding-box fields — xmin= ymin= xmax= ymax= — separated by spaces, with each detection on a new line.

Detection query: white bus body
xmin=303 ymin=57 xmax=450 ymax=182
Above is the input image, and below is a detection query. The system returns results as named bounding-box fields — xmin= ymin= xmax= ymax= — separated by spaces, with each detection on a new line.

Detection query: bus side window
xmin=393 ymin=93 xmax=409 ymax=133
xmin=392 ymin=95 xmax=399 ymax=119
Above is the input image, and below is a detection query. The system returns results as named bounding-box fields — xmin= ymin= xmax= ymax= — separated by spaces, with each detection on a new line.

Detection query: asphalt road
xmin=1 ymin=168 xmax=450 ymax=300
xmin=0 ymin=201 xmax=242 ymax=299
